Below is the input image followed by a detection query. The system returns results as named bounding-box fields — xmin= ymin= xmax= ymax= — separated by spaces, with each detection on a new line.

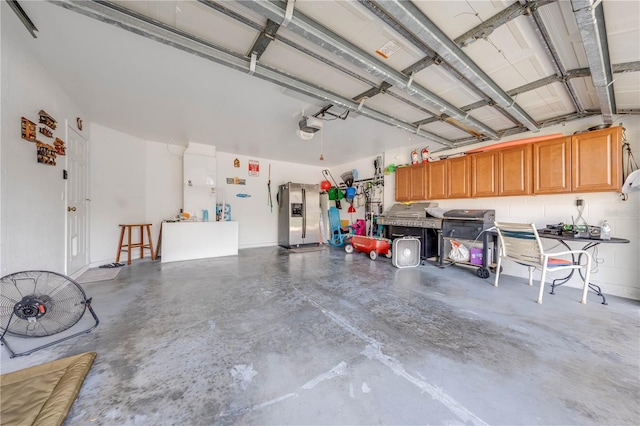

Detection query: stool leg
xmin=127 ymin=225 xmax=133 ymax=265
xmin=116 ymin=226 xmax=126 ymax=263
xmin=146 ymin=225 xmax=156 ymax=260
xmin=139 ymin=225 xmax=144 ymax=260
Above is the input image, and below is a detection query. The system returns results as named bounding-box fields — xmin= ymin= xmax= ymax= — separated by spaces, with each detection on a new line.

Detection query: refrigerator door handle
xmin=301 ymin=187 xmax=306 ymax=238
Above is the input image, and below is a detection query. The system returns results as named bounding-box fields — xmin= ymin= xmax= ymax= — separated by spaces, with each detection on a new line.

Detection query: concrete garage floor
xmin=2 ymin=246 xmax=639 ymax=425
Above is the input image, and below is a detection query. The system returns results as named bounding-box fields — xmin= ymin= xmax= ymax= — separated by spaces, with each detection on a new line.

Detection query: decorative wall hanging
xmin=39 ymin=126 xmax=53 ymax=138
xmin=248 ymin=160 xmax=259 ymax=177
xmin=226 ymin=177 xmax=246 ymax=185
xmin=38 ymin=110 xmax=57 ymax=130
xmin=36 ymin=142 xmax=57 ymax=166
xmin=76 ymin=117 xmax=83 ymax=131
xmin=54 ymin=138 xmax=66 ymax=156
xmin=233 ymin=158 xmax=240 ymax=168
xmin=21 ymin=117 xmax=37 ymax=141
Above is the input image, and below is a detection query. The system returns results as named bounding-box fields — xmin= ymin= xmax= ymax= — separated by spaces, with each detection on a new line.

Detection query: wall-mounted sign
xmin=38 ymin=110 xmax=57 ymax=130
xmin=54 ymin=138 xmax=66 ymax=156
xmin=21 ymin=117 xmax=37 ymax=142
xmin=36 ymin=142 xmax=57 ymax=166
xmin=248 ymin=160 xmax=259 ymax=177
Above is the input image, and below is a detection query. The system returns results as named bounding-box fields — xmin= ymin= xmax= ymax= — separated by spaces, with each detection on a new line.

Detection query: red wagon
xmin=344 ymin=235 xmax=392 ymax=260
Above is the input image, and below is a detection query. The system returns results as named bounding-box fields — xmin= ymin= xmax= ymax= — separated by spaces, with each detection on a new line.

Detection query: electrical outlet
xmin=576 ymin=198 xmax=584 ymax=207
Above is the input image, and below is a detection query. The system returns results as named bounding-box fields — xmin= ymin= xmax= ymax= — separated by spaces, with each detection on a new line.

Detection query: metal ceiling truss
xmin=523 ymin=1 xmax=584 ymax=113
xmin=240 ymin=0 xmax=501 ymax=140
xmin=571 ymin=0 xmax=616 ymax=123
xmin=361 ymin=0 xmax=540 ymax=133
xmin=51 ymin=0 xmax=455 ymax=147
xmin=358 ymin=0 xmax=528 ymax=132
xmin=47 ymin=0 xmax=637 ymax=151
xmin=7 ymin=0 xmax=39 ymax=38
xmin=248 ymin=18 xmax=280 ymax=60
xmin=454 ymin=0 xmax=557 ymax=47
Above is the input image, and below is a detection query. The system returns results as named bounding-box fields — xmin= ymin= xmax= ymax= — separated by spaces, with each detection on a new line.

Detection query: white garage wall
xmin=1 ymin=7 xmax=85 ymax=276
xmin=88 ymin=124 xmax=327 ymax=264
xmin=215 ymin=151 xmax=325 ymax=248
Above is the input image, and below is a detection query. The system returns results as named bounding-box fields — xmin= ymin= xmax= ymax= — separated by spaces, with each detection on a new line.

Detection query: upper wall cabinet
xmin=446 ymin=156 xmax=471 ymax=198
xmin=471 ymin=151 xmax=499 ymax=197
xmin=499 ymin=144 xmax=532 ymax=196
xmin=427 ymin=160 xmax=447 ymax=200
xmin=411 ymin=163 xmax=427 ymax=200
xmin=395 ymin=163 xmax=428 ymax=201
xmin=533 ymin=136 xmax=571 ymax=194
xmin=571 ymin=127 xmax=622 ymax=192
xmin=395 ymin=165 xmax=412 ymax=201
xmin=395 ymin=126 xmax=623 ymax=201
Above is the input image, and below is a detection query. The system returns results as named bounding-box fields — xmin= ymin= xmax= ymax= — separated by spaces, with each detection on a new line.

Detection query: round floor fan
xmin=0 ymin=270 xmax=99 ymax=358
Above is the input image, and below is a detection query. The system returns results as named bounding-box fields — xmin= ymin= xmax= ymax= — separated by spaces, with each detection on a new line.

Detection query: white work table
xmin=160 ymin=221 xmax=238 ymax=263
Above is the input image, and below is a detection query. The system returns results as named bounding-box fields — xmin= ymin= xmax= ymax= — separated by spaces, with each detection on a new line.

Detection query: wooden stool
xmin=116 ymin=224 xmax=156 ymax=265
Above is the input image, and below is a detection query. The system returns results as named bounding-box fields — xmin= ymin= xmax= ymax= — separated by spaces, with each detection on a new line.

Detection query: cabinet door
xmin=499 ymin=144 xmax=532 ymax=196
xmin=471 ymin=151 xmax=499 ymax=197
xmin=395 ymin=166 xmax=411 ymax=201
xmin=533 ymin=137 xmax=571 ymax=194
xmin=447 ymin=156 xmax=471 ymax=198
xmin=427 ymin=161 xmax=447 ymax=199
xmin=411 ymin=163 xmax=427 ymax=200
xmin=571 ymin=127 xmax=622 ymax=192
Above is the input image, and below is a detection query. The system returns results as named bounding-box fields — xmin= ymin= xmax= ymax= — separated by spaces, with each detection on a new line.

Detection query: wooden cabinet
xmin=395 ymin=164 xmax=427 ymax=201
xmin=397 ymin=126 xmax=622 ymax=200
xmin=499 ymin=144 xmax=532 ymax=196
xmin=395 ymin=165 xmax=411 ymax=201
xmin=471 ymin=151 xmax=499 ymax=197
xmin=533 ymin=137 xmax=571 ymax=194
xmin=411 ymin=163 xmax=427 ymax=200
xmin=571 ymin=127 xmax=622 ymax=192
xmin=427 ymin=160 xmax=447 ymax=199
xmin=447 ymin=156 xmax=471 ymax=198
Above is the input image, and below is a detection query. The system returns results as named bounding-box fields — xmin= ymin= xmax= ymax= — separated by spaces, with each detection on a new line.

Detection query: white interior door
xmin=66 ymin=124 xmax=89 ymax=275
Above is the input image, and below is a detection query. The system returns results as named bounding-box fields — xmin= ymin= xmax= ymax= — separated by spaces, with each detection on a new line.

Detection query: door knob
xmin=68 ymin=206 xmax=76 ymax=212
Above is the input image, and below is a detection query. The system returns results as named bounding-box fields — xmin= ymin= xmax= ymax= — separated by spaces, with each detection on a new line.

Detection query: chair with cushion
xmin=493 ymin=222 xmax=592 ymax=304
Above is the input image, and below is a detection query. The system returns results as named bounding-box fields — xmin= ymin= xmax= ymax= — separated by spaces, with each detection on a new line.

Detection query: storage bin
xmin=470 ymin=247 xmax=483 ymax=265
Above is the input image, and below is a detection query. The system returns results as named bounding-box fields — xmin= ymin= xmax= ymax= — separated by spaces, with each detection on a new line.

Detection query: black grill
xmin=441 ymin=209 xmax=495 ymax=240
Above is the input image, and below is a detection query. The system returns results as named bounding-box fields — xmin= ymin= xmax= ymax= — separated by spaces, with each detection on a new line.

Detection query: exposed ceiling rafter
xmin=523 ymin=1 xmax=584 ymax=113
xmin=362 ymin=0 xmax=540 ymax=133
xmin=7 ymin=0 xmax=38 ymax=38
xmin=571 ymin=0 xmax=616 ymax=123
xmin=240 ymin=0 xmax=500 ymax=140
xmin=51 ymin=0 xmax=455 ymax=148
xmin=453 ymin=0 xmax=557 ymax=47
xmin=247 ymin=18 xmax=280 ymax=60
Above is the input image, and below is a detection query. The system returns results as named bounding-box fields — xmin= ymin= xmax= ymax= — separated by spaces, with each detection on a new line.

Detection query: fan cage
xmin=0 ymin=270 xmax=99 ymax=358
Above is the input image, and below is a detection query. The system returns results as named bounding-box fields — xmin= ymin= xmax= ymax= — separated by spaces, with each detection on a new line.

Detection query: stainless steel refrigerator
xmin=278 ymin=182 xmax=321 ymax=248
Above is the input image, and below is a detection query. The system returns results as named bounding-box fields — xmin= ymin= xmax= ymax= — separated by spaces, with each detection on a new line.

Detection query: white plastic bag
xmin=449 ymin=240 xmax=470 ymax=262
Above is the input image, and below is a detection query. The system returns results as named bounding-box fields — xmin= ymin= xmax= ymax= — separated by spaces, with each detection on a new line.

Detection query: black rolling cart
xmin=438 ymin=209 xmax=497 ymax=278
